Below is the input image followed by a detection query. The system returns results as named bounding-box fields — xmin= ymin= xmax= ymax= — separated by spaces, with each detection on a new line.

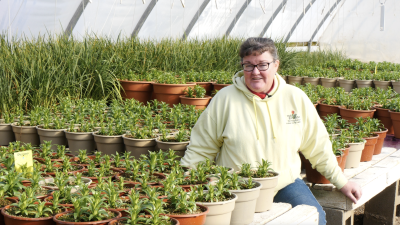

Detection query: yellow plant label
xmin=14 ymin=150 xmax=33 ymax=173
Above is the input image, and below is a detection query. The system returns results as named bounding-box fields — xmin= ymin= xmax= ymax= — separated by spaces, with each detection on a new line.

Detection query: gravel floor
xmin=353 ymin=204 xmax=400 ymax=225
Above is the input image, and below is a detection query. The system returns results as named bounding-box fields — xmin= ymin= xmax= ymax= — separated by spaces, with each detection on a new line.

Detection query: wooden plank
xmin=250 ymin=203 xmax=292 ymax=225
xmin=350 ymin=173 xmax=388 ymax=209
xmin=386 ymin=163 xmax=400 ymax=185
xmin=266 ymin=205 xmax=318 ymax=225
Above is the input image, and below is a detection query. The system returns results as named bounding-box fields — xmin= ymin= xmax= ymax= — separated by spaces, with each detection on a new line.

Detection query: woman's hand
xmin=340 ymin=181 xmax=362 ymax=204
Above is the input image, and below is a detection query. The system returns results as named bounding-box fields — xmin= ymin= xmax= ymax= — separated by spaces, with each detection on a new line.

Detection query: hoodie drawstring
xmin=252 ymin=96 xmax=260 ymax=140
xmin=252 ymin=96 xmax=276 ymax=140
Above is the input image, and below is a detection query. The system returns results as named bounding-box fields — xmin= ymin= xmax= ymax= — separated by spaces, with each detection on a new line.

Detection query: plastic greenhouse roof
xmin=1 ymin=0 xmax=399 ymax=63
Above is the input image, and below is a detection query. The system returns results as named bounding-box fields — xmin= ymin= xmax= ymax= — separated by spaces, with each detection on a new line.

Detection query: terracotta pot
xmin=196 ymin=193 xmax=238 ymax=225
xmin=65 ymin=131 xmax=95 ymax=155
xmin=287 ymin=76 xmax=303 ymax=85
xmin=313 ymin=103 xmax=318 ymax=108
xmin=53 ymin=208 xmax=121 ymax=225
xmin=338 ymin=79 xmax=355 ymax=92
xmin=360 ymin=134 xmax=379 ymax=162
xmin=301 ymin=150 xmax=348 ymax=184
xmin=374 ymin=108 xmax=394 ymax=135
xmin=317 ymin=103 xmax=340 ymax=120
xmin=189 ymin=82 xmax=214 ymax=96
xmin=155 ymin=138 xmax=189 ymax=159
xmin=303 ymin=77 xmax=320 ymax=86
xmin=373 ymin=80 xmax=391 ymax=90
xmin=392 ymin=81 xmax=400 ymax=93
xmin=44 ymin=196 xmax=74 ymax=210
xmin=339 ymin=107 xmax=376 ymax=123
xmin=229 ymin=181 xmax=262 ymax=225
xmin=244 ymin=172 xmax=279 ymax=212
xmin=389 ymin=111 xmax=400 ymax=139
xmin=0 ymin=123 xmax=15 ymax=146
xmin=1 ymin=205 xmax=55 ymax=225
xmin=11 ymin=123 xmax=40 ymax=146
xmin=356 ymin=80 xmax=373 ymax=88
xmin=179 ymin=95 xmax=212 ymax=110
xmin=345 ymin=140 xmax=366 ymax=169
xmin=164 ymin=204 xmax=209 ymax=225
xmin=153 ymin=83 xmax=196 ymax=107
xmin=120 ymin=80 xmax=154 ymax=104
xmin=92 ymin=132 xmax=124 ymax=155
xmin=373 ymin=128 xmax=388 ymax=155
xmin=0 ymin=198 xmax=18 ymax=225
xmin=320 ymin=78 xmax=337 ymax=88
xmin=122 ymin=134 xmax=155 ymax=159
xmin=81 ymin=168 xmax=123 ymax=184
xmin=36 ymin=126 xmax=68 ymax=150
xmin=213 ymin=84 xmax=231 ymax=91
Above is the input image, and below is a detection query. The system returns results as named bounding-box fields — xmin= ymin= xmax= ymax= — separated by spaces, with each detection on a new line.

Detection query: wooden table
xmin=305 ymin=135 xmax=400 ymax=225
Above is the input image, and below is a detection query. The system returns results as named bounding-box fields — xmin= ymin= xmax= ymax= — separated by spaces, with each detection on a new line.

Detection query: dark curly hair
xmin=239 ymin=37 xmax=279 ymax=61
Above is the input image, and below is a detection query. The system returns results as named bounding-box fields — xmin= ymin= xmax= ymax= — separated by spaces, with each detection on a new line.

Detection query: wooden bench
xmin=251 ymin=203 xmax=319 ymax=225
xmin=304 ymin=136 xmax=400 ymax=225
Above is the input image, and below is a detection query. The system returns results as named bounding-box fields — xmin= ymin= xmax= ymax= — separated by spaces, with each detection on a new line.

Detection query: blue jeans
xmin=274 ymin=178 xmax=326 ymax=225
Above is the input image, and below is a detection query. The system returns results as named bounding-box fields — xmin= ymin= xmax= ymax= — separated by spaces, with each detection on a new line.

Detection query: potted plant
xmin=155 ymin=126 xmax=190 ymax=158
xmin=0 ymin=112 xmax=16 ymax=146
xmin=153 ymin=72 xmax=196 ymax=107
xmin=356 ymin=70 xmax=374 ymax=88
xmin=320 ymin=69 xmax=338 ymax=88
xmin=36 ymin=114 xmax=67 ymax=150
xmin=93 ymin=119 xmax=125 ymax=155
xmin=163 ymin=187 xmax=209 ymax=225
xmin=338 ymin=69 xmax=356 ymax=92
xmin=341 ymin=127 xmax=366 ymax=169
xmin=185 ymin=71 xmax=215 ymax=96
xmin=287 ymin=68 xmax=304 ymax=85
xmin=374 ymin=89 xmax=397 ymax=135
xmin=366 ymin=118 xmax=388 ymax=155
xmin=123 ymin=127 xmax=157 ymax=159
xmin=225 ymin=173 xmax=262 ymax=225
xmin=179 ymin=85 xmax=212 ymax=110
xmin=11 ymin=109 xmax=41 ymax=146
xmin=339 ymin=96 xmax=376 ymax=123
xmin=0 ymin=189 xmax=17 ymax=225
xmin=212 ymin=71 xmax=233 ymax=91
xmin=302 ymin=69 xmax=320 ymax=86
xmin=65 ymin=122 xmax=96 ymax=155
xmin=237 ymin=160 xmax=279 ymax=212
xmin=392 ymin=73 xmax=400 ymax=93
xmin=354 ymin=118 xmax=379 ymax=162
xmin=53 ymin=191 xmax=122 ymax=225
xmin=317 ymin=87 xmax=345 ymax=119
xmin=373 ymin=71 xmax=393 ymax=90
xmin=119 ymin=70 xmax=154 ymax=104
xmin=388 ymin=98 xmax=400 ymax=138
xmin=1 ymin=192 xmax=64 ymax=225
xmin=194 ymin=179 xmax=238 ymax=225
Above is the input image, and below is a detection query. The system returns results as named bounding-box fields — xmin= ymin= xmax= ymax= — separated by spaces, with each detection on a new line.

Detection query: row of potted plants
xmin=297 ymin=84 xmax=400 ymax=138
xmin=0 ymin=141 xmax=280 ymax=225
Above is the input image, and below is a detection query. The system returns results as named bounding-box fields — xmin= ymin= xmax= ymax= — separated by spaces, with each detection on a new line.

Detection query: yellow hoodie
xmin=181 ymin=72 xmax=348 ymax=193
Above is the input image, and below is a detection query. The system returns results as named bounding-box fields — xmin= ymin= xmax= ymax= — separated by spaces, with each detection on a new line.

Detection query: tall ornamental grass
xmin=0 ymin=35 xmax=300 ymax=113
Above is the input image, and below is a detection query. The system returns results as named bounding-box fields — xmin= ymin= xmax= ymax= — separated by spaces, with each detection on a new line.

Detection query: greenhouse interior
xmin=1 ymin=0 xmax=400 ymax=225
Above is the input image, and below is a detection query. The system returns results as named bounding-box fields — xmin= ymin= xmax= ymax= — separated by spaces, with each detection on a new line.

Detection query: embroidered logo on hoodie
xmin=287 ymin=110 xmax=301 ymax=124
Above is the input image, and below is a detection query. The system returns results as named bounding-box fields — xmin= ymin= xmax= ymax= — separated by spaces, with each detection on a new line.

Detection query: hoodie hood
xmin=232 ymin=70 xmax=286 ymax=101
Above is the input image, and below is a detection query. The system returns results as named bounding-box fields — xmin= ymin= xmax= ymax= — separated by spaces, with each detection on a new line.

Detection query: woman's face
xmin=242 ymin=51 xmax=280 ymax=93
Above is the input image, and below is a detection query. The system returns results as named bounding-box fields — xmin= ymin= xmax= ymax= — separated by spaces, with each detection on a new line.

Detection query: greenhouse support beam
xmin=131 ymin=0 xmax=158 ymax=37
xmin=259 ymin=0 xmax=288 ymax=37
xmin=64 ymin=0 xmax=90 ymax=37
xmin=182 ymin=0 xmax=211 ymax=40
xmin=309 ymin=0 xmax=344 ymax=43
xmin=284 ymin=0 xmax=317 ymax=43
xmin=225 ymin=0 xmax=253 ymax=37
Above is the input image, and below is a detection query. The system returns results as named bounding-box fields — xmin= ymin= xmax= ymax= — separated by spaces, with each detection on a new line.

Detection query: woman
xmin=180 ymin=37 xmax=361 ymax=225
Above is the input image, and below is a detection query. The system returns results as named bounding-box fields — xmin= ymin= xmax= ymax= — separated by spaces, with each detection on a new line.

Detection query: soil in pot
xmin=1 ymin=205 xmax=56 ymax=225
xmin=0 ymin=123 xmax=15 ymax=146
xmin=65 ymin=131 xmax=95 ymax=155
xmin=345 ymin=140 xmax=366 ymax=169
xmin=317 ymin=104 xmax=340 ymax=120
xmin=93 ymin=133 xmax=124 ymax=155
xmin=53 ymin=208 xmax=121 ymax=225
xmin=339 ymin=107 xmax=376 ymax=123
xmin=179 ymin=95 xmax=212 ymax=110
xmin=0 ymin=198 xmax=17 ymax=225
xmin=374 ymin=108 xmax=394 ymax=135
xmin=196 ymin=193 xmax=238 ymax=225
xmin=360 ymin=135 xmax=379 ymax=162
xmin=120 ymin=80 xmax=154 ymax=104
xmin=122 ymin=134 xmax=156 ymax=159
xmin=36 ymin=126 xmax=68 ymax=150
xmin=164 ymin=204 xmax=209 ymax=225
xmin=389 ymin=111 xmax=400 ymax=139
xmin=11 ymin=123 xmax=40 ymax=146
xmin=373 ymin=128 xmax=388 ymax=155
xmin=229 ymin=181 xmax=262 ymax=225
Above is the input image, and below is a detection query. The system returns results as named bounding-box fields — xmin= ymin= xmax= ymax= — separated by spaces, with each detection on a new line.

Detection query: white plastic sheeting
xmin=319 ymin=0 xmax=400 ymax=63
